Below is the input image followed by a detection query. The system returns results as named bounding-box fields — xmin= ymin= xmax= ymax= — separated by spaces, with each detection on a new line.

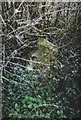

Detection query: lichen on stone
xmin=27 ymin=38 xmax=58 ymax=72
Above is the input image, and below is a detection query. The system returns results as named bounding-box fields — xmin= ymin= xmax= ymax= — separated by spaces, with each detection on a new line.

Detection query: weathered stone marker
xmin=27 ymin=38 xmax=58 ymax=73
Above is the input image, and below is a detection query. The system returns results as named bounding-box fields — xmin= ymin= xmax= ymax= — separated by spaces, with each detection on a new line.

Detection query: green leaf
xmin=60 ymin=110 xmax=64 ymax=115
xmin=23 ymin=104 xmax=27 ymax=108
xmin=43 ymin=100 xmax=46 ymax=104
xmin=28 ymin=104 xmax=32 ymax=109
xmin=27 ymin=101 xmax=33 ymax=105
xmin=36 ymin=98 xmax=42 ymax=104
xmin=33 ymin=103 xmax=37 ymax=108
xmin=38 ymin=95 xmax=42 ymax=99
xmin=15 ymin=103 xmax=20 ymax=112
xmin=29 ymin=97 xmax=33 ymax=101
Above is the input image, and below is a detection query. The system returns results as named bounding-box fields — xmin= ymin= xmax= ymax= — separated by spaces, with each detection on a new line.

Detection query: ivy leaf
xmin=15 ymin=103 xmax=20 ymax=112
xmin=28 ymin=104 xmax=32 ymax=109
xmin=33 ymin=104 xmax=37 ymax=108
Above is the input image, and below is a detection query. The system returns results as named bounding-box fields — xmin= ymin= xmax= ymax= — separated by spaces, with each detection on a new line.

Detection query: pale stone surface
xmin=27 ymin=38 xmax=58 ymax=72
